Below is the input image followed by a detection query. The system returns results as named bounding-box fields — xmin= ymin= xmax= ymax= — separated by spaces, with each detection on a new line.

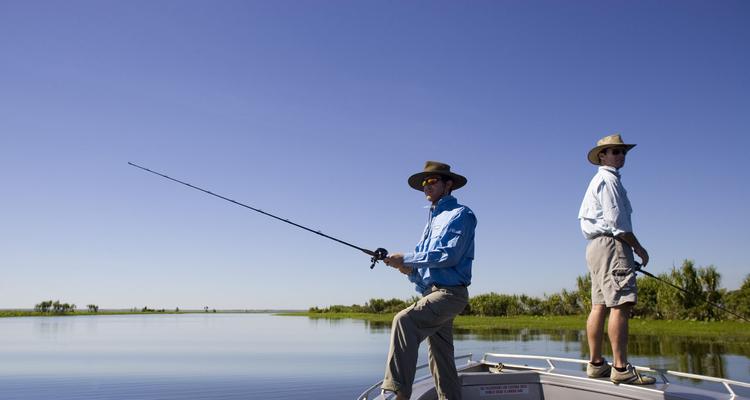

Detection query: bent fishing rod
xmin=128 ymin=162 xmax=388 ymax=269
xmin=635 ymin=262 xmax=749 ymax=322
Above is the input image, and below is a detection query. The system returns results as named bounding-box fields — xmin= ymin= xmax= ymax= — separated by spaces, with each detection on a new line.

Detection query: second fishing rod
xmin=634 ymin=262 xmax=749 ymax=322
xmin=128 ymin=162 xmax=389 ymax=269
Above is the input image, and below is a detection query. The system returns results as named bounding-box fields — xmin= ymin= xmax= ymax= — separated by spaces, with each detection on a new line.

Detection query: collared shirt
xmin=402 ymin=195 xmax=477 ymax=294
xmin=578 ymin=166 xmax=633 ymax=240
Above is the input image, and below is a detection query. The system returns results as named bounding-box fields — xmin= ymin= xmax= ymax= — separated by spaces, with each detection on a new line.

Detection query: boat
xmin=358 ymin=353 xmax=750 ymax=400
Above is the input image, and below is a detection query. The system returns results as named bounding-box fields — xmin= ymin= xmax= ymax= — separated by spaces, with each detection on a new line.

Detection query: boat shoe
xmin=586 ymin=358 xmax=611 ymax=378
xmin=611 ymin=364 xmax=656 ymax=385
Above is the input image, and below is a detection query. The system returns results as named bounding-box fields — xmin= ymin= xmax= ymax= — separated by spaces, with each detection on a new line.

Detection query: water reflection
xmin=1 ymin=313 xmax=747 ymax=400
xmin=364 ymin=320 xmax=750 ymax=379
xmin=361 ymin=319 xmax=390 ymax=332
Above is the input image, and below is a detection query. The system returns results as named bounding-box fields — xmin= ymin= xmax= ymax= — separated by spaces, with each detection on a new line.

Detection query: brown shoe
xmin=611 ymin=364 xmax=656 ymax=385
xmin=586 ymin=358 xmax=611 ymax=378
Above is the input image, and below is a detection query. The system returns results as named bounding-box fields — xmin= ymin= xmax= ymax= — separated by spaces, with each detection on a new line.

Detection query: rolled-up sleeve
xmin=402 ymin=211 xmax=476 ymax=269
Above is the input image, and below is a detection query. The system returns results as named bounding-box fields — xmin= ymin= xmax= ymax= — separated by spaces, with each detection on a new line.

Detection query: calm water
xmin=0 ymin=313 xmax=748 ymax=399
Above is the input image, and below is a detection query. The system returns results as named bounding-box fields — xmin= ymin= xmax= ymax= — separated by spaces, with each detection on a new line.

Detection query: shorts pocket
xmin=611 ymin=267 xmax=635 ymax=290
xmin=611 ymin=240 xmax=635 ymax=290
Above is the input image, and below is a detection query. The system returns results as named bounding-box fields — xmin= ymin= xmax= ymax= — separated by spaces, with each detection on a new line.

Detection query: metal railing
xmin=356 ymin=353 xmax=473 ymax=400
xmin=481 ymin=353 xmax=750 ymax=399
xmin=358 ymin=353 xmax=750 ymax=400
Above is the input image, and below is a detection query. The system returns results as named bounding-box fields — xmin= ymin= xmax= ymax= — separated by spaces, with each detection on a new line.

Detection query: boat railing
xmin=356 ymin=353 xmax=473 ymax=400
xmin=481 ymin=353 xmax=750 ymax=399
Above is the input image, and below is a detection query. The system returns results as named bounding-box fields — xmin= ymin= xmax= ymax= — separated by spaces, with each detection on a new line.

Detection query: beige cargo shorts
xmin=586 ymin=235 xmax=637 ymax=307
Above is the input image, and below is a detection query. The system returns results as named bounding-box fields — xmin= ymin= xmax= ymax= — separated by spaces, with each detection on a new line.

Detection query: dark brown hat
xmin=407 ymin=161 xmax=468 ymax=191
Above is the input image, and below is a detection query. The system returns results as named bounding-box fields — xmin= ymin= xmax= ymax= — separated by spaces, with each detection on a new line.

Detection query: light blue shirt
xmin=402 ymin=195 xmax=477 ymax=294
xmin=578 ymin=166 xmax=633 ymax=240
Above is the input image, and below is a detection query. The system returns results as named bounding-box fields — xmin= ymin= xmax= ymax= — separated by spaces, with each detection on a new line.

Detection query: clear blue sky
xmin=1 ymin=1 xmax=748 ymax=309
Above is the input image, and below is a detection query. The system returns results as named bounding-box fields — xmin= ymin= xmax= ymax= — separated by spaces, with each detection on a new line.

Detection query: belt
xmin=591 ymin=233 xmax=631 ymax=247
xmin=591 ymin=233 xmax=616 ymax=240
xmin=424 ymin=283 xmax=469 ymax=296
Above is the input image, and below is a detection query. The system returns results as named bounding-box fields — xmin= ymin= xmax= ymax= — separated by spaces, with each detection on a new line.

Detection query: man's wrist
xmin=402 ymin=252 xmax=417 ymax=265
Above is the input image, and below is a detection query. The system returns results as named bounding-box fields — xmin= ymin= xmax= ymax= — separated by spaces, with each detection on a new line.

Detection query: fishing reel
xmin=369 ymin=248 xmax=388 ymax=269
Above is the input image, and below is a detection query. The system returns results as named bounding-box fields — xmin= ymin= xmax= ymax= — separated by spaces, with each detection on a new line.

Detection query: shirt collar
xmin=427 ymin=195 xmax=457 ymax=213
xmin=598 ymin=166 xmax=620 ymax=178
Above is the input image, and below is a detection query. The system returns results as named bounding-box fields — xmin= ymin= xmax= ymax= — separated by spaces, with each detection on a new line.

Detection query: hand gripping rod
xmin=128 ymin=162 xmax=388 ymax=269
xmin=635 ymin=262 xmax=749 ymax=322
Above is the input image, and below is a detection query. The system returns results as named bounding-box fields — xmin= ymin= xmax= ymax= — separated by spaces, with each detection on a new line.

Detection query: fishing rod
xmin=634 ymin=262 xmax=749 ymax=322
xmin=128 ymin=162 xmax=388 ymax=269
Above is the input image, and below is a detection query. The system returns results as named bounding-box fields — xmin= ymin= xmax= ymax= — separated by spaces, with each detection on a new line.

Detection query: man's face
xmin=422 ymin=175 xmax=452 ymax=203
xmin=599 ymin=146 xmax=628 ymax=169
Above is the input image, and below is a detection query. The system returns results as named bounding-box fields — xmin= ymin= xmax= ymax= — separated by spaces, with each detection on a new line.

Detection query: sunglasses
xmin=421 ymin=177 xmax=442 ymax=187
xmin=608 ymin=148 xmax=628 ymax=156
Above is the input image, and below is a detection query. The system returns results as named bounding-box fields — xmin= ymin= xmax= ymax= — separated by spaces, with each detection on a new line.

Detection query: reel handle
xmin=369 ymin=248 xmax=388 ymax=269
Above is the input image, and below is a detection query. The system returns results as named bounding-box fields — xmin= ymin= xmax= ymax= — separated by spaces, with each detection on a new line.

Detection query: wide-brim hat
xmin=587 ymin=134 xmax=637 ymax=165
xmin=408 ymin=161 xmax=467 ymax=191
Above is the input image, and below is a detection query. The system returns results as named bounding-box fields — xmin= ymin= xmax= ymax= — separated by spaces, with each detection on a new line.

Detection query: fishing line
xmin=128 ymin=162 xmax=388 ymax=269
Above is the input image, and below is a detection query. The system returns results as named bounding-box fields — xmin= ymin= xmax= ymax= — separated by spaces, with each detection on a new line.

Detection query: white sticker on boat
xmin=478 ymin=384 xmax=529 ymax=396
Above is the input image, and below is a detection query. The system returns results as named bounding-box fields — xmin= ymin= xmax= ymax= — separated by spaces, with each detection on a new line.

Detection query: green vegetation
xmin=308 ymin=297 xmax=420 ymax=314
xmin=281 ymin=312 xmax=750 ymax=337
xmin=454 ymin=315 xmax=750 ymax=337
xmin=1 ymin=309 xmax=167 ymax=318
xmin=34 ymin=300 xmax=77 ymax=314
xmin=1 ymin=308 xmax=298 ymax=318
xmin=302 ymin=260 xmax=750 ymax=323
xmin=2 ymin=300 xmax=188 ymax=318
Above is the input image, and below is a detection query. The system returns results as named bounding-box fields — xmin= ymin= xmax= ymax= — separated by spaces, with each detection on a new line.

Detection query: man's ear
xmin=445 ymin=179 xmax=454 ymax=192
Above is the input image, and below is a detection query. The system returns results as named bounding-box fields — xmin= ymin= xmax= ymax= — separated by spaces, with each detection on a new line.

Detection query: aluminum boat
xmin=358 ymin=354 xmax=750 ymax=400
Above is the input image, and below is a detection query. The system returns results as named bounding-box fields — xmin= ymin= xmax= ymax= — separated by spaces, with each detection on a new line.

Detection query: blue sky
xmin=1 ymin=1 xmax=748 ymax=309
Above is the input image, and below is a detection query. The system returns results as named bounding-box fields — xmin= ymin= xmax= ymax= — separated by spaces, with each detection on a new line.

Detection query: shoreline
xmin=0 ymin=309 xmax=304 ymax=318
xmin=5 ymin=310 xmax=747 ymax=338
xmin=278 ymin=312 xmax=750 ymax=338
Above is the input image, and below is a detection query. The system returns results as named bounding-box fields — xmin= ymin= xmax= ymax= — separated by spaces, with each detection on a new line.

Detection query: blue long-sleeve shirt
xmin=402 ymin=195 xmax=477 ymax=294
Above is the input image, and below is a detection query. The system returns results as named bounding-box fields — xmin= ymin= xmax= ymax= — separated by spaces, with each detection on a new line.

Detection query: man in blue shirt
xmin=381 ymin=161 xmax=477 ymax=400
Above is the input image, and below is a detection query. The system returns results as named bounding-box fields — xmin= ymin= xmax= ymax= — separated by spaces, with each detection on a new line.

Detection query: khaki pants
xmin=381 ymin=285 xmax=468 ymax=400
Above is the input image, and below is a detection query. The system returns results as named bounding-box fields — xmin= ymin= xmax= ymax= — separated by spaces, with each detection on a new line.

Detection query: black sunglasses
xmin=608 ymin=148 xmax=628 ymax=156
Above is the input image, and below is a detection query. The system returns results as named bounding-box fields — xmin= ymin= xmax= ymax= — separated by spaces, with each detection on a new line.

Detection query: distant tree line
xmin=34 ymin=301 xmax=102 ymax=314
xmin=34 ymin=300 xmax=78 ymax=314
xmin=309 ymin=297 xmax=422 ymax=314
xmin=310 ymin=260 xmax=750 ymax=322
xmin=33 ymin=303 xmax=180 ymax=314
xmin=140 ymin=307 xmax=170 ymax=312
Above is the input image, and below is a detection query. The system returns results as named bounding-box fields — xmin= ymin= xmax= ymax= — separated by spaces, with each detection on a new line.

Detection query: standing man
xmin=578 ymin=134 xmax=655 ymax=385
xmin=381 ymin=161 xmax=477 ymax=400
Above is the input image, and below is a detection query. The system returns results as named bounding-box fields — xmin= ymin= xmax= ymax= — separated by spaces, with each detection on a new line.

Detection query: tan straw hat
xmin=587 ymin=134 xmax=637 ymax=165
xmin=408 ymin=161 xmax=467 ymax=191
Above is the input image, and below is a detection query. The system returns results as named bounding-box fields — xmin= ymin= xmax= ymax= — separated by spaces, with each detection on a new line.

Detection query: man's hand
xmin=634 ymin=246 xmax=649 ymax=267
xmin=617 ymin=232 xmax=649 ymax=267
xmin=384 ymin=253 xmax=413 ymax=275
xmin=384 ymin=253 xmax=404 ymax=268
